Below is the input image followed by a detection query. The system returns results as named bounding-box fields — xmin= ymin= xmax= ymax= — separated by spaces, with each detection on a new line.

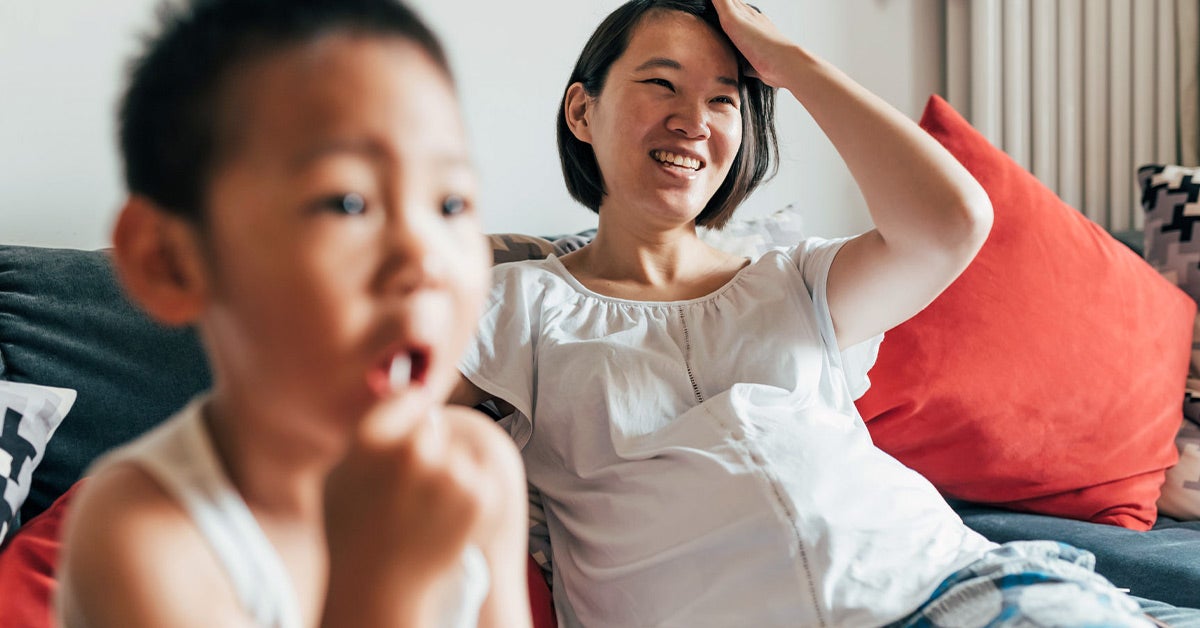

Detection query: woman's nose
xmin=668 ymin=102 xmax=710 ymax=139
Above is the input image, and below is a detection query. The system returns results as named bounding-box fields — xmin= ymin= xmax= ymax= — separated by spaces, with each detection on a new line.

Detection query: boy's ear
xmin=563 ymin=82 xmax=594 ymax=144
xmin=110 ymin=195 xmax=211 ymax=326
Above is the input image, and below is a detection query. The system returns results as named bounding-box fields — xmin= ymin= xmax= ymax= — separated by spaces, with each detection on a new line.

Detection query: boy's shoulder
xmin=59 ymin=462 xmax=248 ymax=626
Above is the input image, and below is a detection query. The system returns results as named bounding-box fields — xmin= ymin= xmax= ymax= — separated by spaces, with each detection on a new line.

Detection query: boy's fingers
xmin=356 ymin=392 xmax=434 ymax=446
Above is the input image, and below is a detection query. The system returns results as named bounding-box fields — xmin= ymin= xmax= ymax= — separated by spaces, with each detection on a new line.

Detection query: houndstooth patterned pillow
xmin=1138 ymin=163 xmax=1200 ymax=520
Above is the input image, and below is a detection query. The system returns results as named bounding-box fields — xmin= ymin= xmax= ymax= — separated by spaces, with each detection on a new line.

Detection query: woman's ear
xmin=110 ymin=195 xmax=211 ymax=326
xmin=563 ymin=82 xmax=594 ymax=144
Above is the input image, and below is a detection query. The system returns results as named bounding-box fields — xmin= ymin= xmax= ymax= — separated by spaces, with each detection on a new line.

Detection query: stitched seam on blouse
xmin=761 ymin=464 xmax=826 ymax=627
xmin=701 ymin=403 xmax=828 ymax=627
xmin=675 ymin=306 xmax=705 ymax=404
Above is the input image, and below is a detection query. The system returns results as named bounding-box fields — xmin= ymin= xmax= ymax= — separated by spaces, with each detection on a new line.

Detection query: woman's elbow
xmin=959 ymin=189 xmax=993 ymax=255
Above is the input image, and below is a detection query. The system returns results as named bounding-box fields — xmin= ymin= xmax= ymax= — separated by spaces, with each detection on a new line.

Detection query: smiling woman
xmin=448 ymin=0 xmax=1200 ymax=626
xmin=556 ymin=0 xmax=777 ymax=231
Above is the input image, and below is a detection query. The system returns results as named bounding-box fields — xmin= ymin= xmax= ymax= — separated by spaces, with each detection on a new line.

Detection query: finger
xmin=357 ymin=391 xmax=436 ymax=446
xmin=710 ymin=0 xmax=738 ymax=19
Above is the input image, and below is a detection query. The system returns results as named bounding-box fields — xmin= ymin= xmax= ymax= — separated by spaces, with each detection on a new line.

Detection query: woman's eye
xmin=643 ymin=78 xmax=674 ymax=91
xmin=441 ymin=195 xmax=468 ymax=217
xmin=320 ymin=193 xmax=367 ymax=215
xmin=713 ymin=95 xmax=738 ymax=106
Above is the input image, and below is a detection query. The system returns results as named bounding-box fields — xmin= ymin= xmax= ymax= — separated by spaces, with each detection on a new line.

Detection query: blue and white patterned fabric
xmin=890 ymin=541 xmax=1152 ymax=628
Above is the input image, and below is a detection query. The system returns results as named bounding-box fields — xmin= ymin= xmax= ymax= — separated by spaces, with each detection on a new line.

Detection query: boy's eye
xmin=441 ymin=195 xmax=468 ymax=217
xmin=321 ymin=193 xmax=367 ymax=215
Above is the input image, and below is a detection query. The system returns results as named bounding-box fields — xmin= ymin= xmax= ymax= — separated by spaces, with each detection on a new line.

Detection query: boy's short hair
xmin=556 ymin=0 xmax=778 ymax=230
xmin=120 ymin=0 xmax=449 ymax=224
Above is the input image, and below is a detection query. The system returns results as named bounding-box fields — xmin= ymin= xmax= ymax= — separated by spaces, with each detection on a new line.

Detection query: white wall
xmin=0 ymin=0 xmax=942 ymax=249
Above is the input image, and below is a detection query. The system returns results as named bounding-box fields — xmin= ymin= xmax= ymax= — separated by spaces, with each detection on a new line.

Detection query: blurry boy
xmin=57 ymin=1 xmax=531 ymax=626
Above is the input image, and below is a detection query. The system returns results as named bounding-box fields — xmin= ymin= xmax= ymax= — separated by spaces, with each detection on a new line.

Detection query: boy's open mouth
xmin=370 ymin=348 xmax=431 ymax=396
xmin=651 ymin=149 xmax=704 ymax=171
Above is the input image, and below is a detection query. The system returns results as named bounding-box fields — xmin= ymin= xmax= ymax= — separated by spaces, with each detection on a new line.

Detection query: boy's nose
xmin=378 ymin=217 xmax=446 ymax=294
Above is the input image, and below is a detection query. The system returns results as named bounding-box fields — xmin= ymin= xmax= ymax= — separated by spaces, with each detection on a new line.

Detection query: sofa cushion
xmin=855 ymin=95 xmax=1196 ymax=530
xmin=952 ymin=500 xmax=1200 ymax=608
xmin=0 ymin=246 xmax=211 ymax=521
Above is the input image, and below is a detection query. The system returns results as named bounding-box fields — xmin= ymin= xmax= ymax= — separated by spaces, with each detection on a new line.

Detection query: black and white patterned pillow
xmin=1138 ymin=163 xmax=1200 ymax=520
xmin=0 ymin=382 xmax=76 ymax=543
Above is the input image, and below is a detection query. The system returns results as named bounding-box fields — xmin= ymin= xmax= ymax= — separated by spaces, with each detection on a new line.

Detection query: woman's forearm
xmin=777 ymin=47 xmax=992 ymax=258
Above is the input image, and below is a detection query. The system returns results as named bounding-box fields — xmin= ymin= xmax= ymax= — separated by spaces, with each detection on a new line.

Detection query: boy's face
xmin=195 ymin=35 xmax=488 ymax=427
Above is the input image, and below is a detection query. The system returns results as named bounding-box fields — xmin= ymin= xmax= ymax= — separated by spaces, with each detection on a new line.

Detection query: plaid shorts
xmin=888 ymin=541 xmax=1154 ymax=628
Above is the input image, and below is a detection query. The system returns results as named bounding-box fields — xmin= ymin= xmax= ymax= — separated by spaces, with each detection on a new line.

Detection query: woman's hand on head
xmin=711 ymin=0 xmax=798 ymax=88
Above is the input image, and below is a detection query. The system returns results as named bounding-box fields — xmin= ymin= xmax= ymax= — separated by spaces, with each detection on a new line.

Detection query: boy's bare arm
xmin=58 ymin=465 xmax=256 ymax=628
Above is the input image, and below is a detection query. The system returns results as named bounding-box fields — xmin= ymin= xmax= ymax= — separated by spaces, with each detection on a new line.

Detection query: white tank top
xmin=80 ymin=397 xmax=489 ymax=627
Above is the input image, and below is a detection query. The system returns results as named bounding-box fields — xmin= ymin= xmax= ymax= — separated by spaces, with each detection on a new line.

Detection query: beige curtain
xmin=1179 ymin=1 xmax=1199 ymax=165
xmin=944 ymin=0 xmax=1200 ymax=230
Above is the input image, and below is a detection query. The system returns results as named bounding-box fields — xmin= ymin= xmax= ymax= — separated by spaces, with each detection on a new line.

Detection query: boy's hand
xmin=322 ymin=400 xmax=525 ymax=625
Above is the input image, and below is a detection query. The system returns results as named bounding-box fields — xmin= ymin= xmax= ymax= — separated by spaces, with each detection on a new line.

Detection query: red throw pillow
xmin=0 ymin=479 xmax=557 ymax=626
xmin=855 ymin=95 xmax=1195 ymax=530
xmin=0 ymin=479 xmax=84 ymax=626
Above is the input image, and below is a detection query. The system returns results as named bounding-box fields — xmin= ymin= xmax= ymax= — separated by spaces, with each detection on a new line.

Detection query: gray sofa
xmin=1 ymin=241 xmax=1198 ymax=609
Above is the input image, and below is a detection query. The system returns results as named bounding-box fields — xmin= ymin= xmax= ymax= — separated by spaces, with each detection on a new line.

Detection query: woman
xmin=454 ymin=0 xmax=1195 ymax=625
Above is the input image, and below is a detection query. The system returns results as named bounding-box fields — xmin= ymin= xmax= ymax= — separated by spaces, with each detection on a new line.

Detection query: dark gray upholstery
xmin=952 ymin=501 xmax=1200 ymax=607
xmin=0 ymin=246 xmax=210 ymax=521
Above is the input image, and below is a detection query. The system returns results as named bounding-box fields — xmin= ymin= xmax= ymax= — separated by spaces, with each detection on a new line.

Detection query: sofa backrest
xmin=0 ymin=245 xmax=211 ymax=521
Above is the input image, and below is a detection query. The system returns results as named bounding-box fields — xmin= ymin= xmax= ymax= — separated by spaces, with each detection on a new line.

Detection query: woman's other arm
xmin=450 ymin=375 xmax=516 ymax=418
xmin=714 ymin=0 xmax=993 ymax=349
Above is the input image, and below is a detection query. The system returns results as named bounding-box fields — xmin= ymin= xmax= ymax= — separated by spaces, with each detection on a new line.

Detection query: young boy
xmin=56 ymin=1 xmax=532 ymax=626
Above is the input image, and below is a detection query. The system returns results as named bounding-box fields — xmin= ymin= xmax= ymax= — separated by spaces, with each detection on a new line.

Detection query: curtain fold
xmin=943 ymin=0 xmax=1200 ymax=231
xmin=1179 ymin=0 xmax=1199 ymax=166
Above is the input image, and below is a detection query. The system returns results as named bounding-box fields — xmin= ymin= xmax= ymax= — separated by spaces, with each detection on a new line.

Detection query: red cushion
xmin=855 ymin=95 xmax=1195 ymax=530
xmin=0 ymin=479 xmax=84 ymax=626
xmin=0 ymin=479 xmax=557 ymax=626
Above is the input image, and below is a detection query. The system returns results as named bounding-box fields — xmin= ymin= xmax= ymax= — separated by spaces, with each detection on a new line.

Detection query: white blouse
xmin=461 ymin=238 xmax=996 ymax=627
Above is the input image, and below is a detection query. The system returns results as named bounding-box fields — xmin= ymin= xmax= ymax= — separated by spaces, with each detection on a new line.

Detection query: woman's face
xmin=579 ymin=10 xmax=743 ymax=227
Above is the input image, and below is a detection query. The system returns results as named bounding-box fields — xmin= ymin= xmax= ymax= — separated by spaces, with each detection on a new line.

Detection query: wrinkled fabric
xmin=462 ymin=239 xmax=997 ymax=626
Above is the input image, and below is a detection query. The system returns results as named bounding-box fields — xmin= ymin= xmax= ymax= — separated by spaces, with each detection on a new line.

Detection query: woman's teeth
xmin=652 ymin=150 xmax=701 ymax=171
xmin=388 ymin=353 xmax=412 ymax=392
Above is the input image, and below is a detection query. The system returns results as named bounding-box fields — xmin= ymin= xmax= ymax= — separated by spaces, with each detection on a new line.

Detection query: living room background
xmin=0 ymin=0 xmax=942 ymax=249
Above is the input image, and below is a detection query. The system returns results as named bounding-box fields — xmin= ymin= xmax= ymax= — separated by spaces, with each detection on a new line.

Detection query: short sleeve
xmin=788 ymin=237 xmax=884 ymax=400
xmin=458 ymin=263 xmax=538 ymax=448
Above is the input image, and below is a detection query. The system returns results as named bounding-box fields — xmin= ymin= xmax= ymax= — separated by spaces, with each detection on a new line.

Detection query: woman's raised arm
xmin=713 ymin=0 xmax=993 ymax=349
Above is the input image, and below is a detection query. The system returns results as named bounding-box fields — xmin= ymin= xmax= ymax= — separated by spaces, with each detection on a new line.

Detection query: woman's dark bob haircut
xmin=119 ymin=0 xmax=450 ymax=225
xmin=556 ymin=0 xmax=778 ymax=229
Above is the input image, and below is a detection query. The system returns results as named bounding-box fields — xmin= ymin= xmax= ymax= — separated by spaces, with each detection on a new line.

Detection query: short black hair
xmin=556 ymin=0 xmax=778 ymax=229
xmin=119 ymin=0 xmax=449 ymax=224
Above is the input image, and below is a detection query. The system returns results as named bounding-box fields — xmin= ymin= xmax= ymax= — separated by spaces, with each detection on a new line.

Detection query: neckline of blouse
xmin=542 ymin=253 xmax=760 ymax=308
